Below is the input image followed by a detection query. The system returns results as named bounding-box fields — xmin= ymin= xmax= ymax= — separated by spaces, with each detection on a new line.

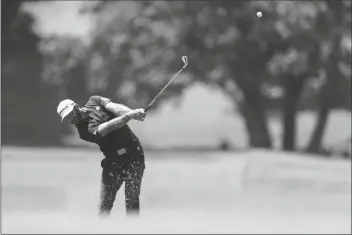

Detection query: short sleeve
xmin=87 ymin=96 xmax=111 ymax=108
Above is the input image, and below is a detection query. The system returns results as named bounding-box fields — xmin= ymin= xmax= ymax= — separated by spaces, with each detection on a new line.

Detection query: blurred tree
xmin=80 ymin=0 xmax=350 ymax=151
xmin=81 ymin=1 xmax=293 ymax=148
xmin=179 ymin=1 xmax=294 ymax=148
xmin=258 ymin=1 xmax=351 ymax=152
xmin=39 ymin=36 xmax=89 ymax=135
xmin=183 ymin=0 xmax=351 ymax=151
xmin=1 ymin=0 xmax=62 ymax=145
xmin=81 ymin=1 xmax=279 ymax=148
xmin=80 ymin=1 xmax=192 ymax=110
xmin=264 ymin=1 xmax=323 ymax=151
xmin=40 ymin=36 xmax=89 ymax=104
xmin=306 ymin=0 xmax=351 ymax=153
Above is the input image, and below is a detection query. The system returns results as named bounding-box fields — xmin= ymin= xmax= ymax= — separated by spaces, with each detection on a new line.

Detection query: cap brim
xmin=61 ymin=105 xmax=75 ymax=123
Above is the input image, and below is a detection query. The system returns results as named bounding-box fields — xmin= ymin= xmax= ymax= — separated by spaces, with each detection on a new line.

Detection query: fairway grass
xmin=2 ymin=147 xmax=351 ymax=234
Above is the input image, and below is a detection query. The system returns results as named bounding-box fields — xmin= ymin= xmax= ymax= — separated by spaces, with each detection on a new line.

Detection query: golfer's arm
xmin=96 ymin=115 xmax=131 ymax=137
xmin=105 ymin=102 xmax=132 ymax=117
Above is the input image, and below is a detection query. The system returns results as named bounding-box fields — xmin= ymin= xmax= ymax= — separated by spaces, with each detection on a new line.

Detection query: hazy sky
xmin=23 ymin=1 xmax=93 ymax=38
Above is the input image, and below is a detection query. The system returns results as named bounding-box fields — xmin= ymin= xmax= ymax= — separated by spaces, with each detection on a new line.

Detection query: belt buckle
xmin=117 ymin=148 xmax=127 ymax=155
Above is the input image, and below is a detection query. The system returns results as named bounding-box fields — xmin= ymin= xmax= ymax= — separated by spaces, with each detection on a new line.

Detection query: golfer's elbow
xmin=96 ymin=116 xmax=130 ymax=136
xmin=96 ymin=125 xmax=110 ymax=137
xmin=105 ymin=102 xmax=132 ymax=116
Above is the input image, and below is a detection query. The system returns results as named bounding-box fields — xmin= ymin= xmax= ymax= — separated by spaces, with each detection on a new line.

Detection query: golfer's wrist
xmin=122 ymin=114 xmax=131 ymax=122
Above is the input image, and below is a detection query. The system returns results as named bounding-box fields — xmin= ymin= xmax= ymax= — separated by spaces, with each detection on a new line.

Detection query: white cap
xmin=57 ymin=99 xmax=76 ymax=122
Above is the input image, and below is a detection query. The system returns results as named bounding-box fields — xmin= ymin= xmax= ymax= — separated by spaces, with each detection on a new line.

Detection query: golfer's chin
xmin=70 ymin=118 xmax=80 ymax=125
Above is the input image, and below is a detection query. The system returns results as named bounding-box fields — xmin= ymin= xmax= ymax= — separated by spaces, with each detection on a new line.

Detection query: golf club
xmin=144 ymin=56 xmax=188 ymax=113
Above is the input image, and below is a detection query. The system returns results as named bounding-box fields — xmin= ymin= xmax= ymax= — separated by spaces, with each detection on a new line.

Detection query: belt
xmin=101 ymin=141 xmax=143 ymax=169
xmin=101 ymin=140 xmax=139 ymax=155
xmin=101 ymin=140 xmax=140 ymax=156
xmin=116 ymin=140 xmax=140 ymax=156
xmin=116 ymin=145 xmax=142 ymax=156
xmin=117 ymin=147 xmax=127 ymax=156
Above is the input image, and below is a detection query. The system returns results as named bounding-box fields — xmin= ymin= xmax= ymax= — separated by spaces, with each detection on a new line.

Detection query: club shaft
xmin=145 ymin=67 xmax=185 ymax=112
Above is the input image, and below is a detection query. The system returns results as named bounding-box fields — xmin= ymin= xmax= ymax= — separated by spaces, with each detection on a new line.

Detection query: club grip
xmin=144 ymin=106 xmax=150 ymax=113
xmin=182 ymin=56 xmax=188 ymax=65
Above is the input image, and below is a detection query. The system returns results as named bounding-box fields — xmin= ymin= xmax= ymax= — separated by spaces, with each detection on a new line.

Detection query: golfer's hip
xmin=101 ymin=141 xmax=144 ymax=168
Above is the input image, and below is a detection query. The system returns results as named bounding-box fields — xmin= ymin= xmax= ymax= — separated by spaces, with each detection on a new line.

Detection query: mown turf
xmin=2 ymin=147 xmax=351 ymax=234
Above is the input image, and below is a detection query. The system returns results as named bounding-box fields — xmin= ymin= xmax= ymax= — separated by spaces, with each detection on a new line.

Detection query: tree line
xmin=2 ymin=1 xmax=350 ymax=154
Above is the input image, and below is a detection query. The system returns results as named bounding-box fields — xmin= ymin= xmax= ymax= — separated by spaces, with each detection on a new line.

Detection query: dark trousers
xmin=99 ymin=148 xmax=145 ymax=216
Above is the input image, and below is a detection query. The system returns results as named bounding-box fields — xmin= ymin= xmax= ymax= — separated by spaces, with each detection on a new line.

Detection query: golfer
xmin=57 ymin=95 xmax=146 ymax=217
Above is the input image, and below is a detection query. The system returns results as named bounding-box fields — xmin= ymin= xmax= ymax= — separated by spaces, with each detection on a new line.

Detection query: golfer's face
xmin=66 ymin=105 xmax=80 ymax=124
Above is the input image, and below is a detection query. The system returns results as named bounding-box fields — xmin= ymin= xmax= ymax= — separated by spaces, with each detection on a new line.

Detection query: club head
xmin=182 ymin=56 xmax=188 ymax=68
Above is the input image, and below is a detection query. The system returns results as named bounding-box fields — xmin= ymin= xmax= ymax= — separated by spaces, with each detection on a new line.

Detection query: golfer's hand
xmin=126 ymin=108 xmax=146 ymax=121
